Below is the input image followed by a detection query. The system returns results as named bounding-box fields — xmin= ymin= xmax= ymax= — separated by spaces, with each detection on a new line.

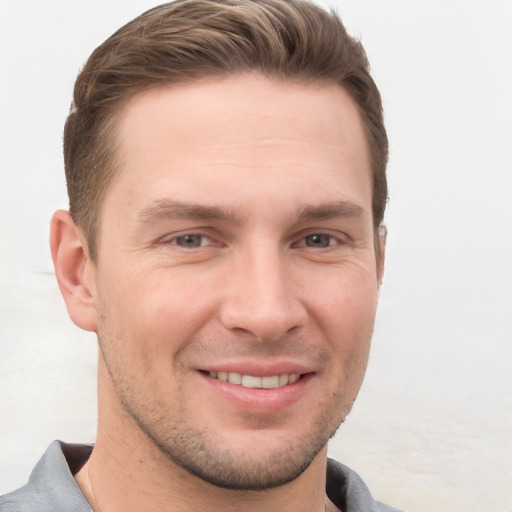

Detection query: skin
xmin=51 ymin=74 xmax=385 ymax=512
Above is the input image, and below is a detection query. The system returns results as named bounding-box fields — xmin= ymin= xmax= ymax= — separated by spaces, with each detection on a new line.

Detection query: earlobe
xmin=50 ymin=210 xmax=98 ymax=332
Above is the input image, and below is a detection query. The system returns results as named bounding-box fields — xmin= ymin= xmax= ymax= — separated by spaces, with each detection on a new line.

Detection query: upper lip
xmin=198 ymin=360 xmax=314 ymax=377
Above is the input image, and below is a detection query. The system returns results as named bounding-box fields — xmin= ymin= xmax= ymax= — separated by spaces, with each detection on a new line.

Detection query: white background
xmin=1 ymin=1 xmax=511 ymax=510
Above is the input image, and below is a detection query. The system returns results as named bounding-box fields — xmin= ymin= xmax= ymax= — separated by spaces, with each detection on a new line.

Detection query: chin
xmin=134 ymin=406 xmax=345 ymax=491
xmin=158 ymin=432 xmax=328 ymax=490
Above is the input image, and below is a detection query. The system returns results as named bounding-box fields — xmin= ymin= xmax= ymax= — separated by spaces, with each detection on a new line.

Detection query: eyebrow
xmin=136 ymin=199 xmax=366 ymax=225
xmin=136 ymin=200 xmax=245 ymax=224
xmin=297 ymin=201 xmax=366 ymax=223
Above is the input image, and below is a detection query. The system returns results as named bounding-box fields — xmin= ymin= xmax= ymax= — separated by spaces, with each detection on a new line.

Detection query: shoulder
xmin=0 ymin=441 xmax=93 ymax=512
xmin=326 ymin=458 xmax=405 ymax=512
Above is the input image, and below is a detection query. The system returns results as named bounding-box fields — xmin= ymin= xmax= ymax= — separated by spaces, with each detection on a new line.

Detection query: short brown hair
xmin=64 ymin=0 xmax=388 ymax=262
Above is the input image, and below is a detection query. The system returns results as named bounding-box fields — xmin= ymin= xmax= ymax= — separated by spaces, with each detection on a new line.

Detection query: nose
xmin=219 ymin=245 xmax=308 ymax=342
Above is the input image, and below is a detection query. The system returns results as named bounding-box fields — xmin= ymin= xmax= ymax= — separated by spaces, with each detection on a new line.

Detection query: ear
xmin=50 ymin=210 xmax=98 ymax=332
xmin=376 ymin=225 xmax=387 ymax=286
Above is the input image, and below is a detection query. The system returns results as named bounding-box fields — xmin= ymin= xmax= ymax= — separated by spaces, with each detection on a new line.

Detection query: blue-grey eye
xmin=304 ymin=234 xmax=332 ymax=248
xmin=175 ymin=234 xmax=205 ymax=248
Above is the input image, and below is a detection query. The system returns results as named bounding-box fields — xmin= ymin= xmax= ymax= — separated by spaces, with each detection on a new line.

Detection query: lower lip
xmin=198 ymin=372 xmax=313 ymax=414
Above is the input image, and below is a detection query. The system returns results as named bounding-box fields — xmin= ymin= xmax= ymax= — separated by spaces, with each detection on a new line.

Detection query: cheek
xmin=308 ymin=265 xmax=379 ymax=329
xmin=307 ymin=268 xmax=378 ymax=374
xmin=98 ymin=269 xmax=220 ymax=357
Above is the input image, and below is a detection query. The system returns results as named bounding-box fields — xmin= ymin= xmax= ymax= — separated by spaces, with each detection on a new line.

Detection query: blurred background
xmin=1 ymin=1 xmax=511 ymax=510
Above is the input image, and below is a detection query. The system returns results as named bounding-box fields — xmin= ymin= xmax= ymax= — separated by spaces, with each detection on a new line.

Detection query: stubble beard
xmin=129 ymin=405 xmax=344 ymax=490
xmin=97 ymin=322 xmax=368 ymax=491
xmin=132 ymin=388 xmax=354 ymax=490
xmin=101 ymin=356 xmax=357 ymax=491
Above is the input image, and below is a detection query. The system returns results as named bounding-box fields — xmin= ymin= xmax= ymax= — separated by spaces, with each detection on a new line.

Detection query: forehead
xmin=108 ymin=74 xmax=372 ymax=212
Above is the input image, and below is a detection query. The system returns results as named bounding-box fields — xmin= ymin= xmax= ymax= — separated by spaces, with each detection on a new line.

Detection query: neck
xmin=75 ymin=362 xmax=333 ymax=512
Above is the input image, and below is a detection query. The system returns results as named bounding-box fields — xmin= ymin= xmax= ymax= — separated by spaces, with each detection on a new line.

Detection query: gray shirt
xmin=0 ymin=441 xmax=403 ymax=511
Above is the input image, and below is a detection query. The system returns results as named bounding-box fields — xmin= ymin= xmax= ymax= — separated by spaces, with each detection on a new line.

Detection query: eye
xmin=172 ymin=234 xmax=212 ymax=248
xmin=301 ymin=234 xmax=337 ymax=248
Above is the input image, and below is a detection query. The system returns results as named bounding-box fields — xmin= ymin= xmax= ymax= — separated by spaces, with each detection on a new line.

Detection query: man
xmin=1 ymin=0 xmax=400 ymax=510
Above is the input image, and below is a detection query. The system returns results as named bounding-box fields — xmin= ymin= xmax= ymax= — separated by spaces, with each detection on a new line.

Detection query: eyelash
xmin=166 ymin=233 xmax=216 ymax=248
xmin=294 ymin=233 xmax=343 ymax=249
xmin=163 ymin=231 xmax=347 ymax=250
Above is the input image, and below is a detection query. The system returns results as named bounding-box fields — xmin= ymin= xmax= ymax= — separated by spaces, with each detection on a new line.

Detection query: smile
xmin=208 ymin=371 xmax=300 ymax=389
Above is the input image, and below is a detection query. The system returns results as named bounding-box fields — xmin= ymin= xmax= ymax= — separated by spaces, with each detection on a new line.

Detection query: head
xmin=63 ymin=0 xmax=388 ymax=264
xmin=53 ymin=0 xmax=389 ymax=494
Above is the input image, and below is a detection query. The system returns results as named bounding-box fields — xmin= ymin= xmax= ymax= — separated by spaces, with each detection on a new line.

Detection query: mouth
xmin=207 ymin=371 xmax=301 ymax=389
xmin=199 ymin=367 xmax=313 ymax=413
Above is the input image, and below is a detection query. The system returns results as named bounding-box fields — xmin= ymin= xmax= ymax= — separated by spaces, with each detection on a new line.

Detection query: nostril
xmin=220 ymin=301 xmax=307 ymax=341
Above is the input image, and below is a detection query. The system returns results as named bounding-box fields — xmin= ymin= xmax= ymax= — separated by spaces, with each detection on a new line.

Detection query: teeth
xmin=242 ymin=375 xmax=261 ymax=388
xmin=289 ymin=374 xmax=299 ymax=384
xmin=209 ymin=371 xmax=300 ymax=389
xmin=262 ymin=375 xmax=279 ymax=388
xmin=228 ymin=372 xmax=242 ymax=385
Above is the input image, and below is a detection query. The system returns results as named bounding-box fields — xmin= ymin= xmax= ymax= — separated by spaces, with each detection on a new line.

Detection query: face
xmin=90 ymin=74 xmax=382 ymax=490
